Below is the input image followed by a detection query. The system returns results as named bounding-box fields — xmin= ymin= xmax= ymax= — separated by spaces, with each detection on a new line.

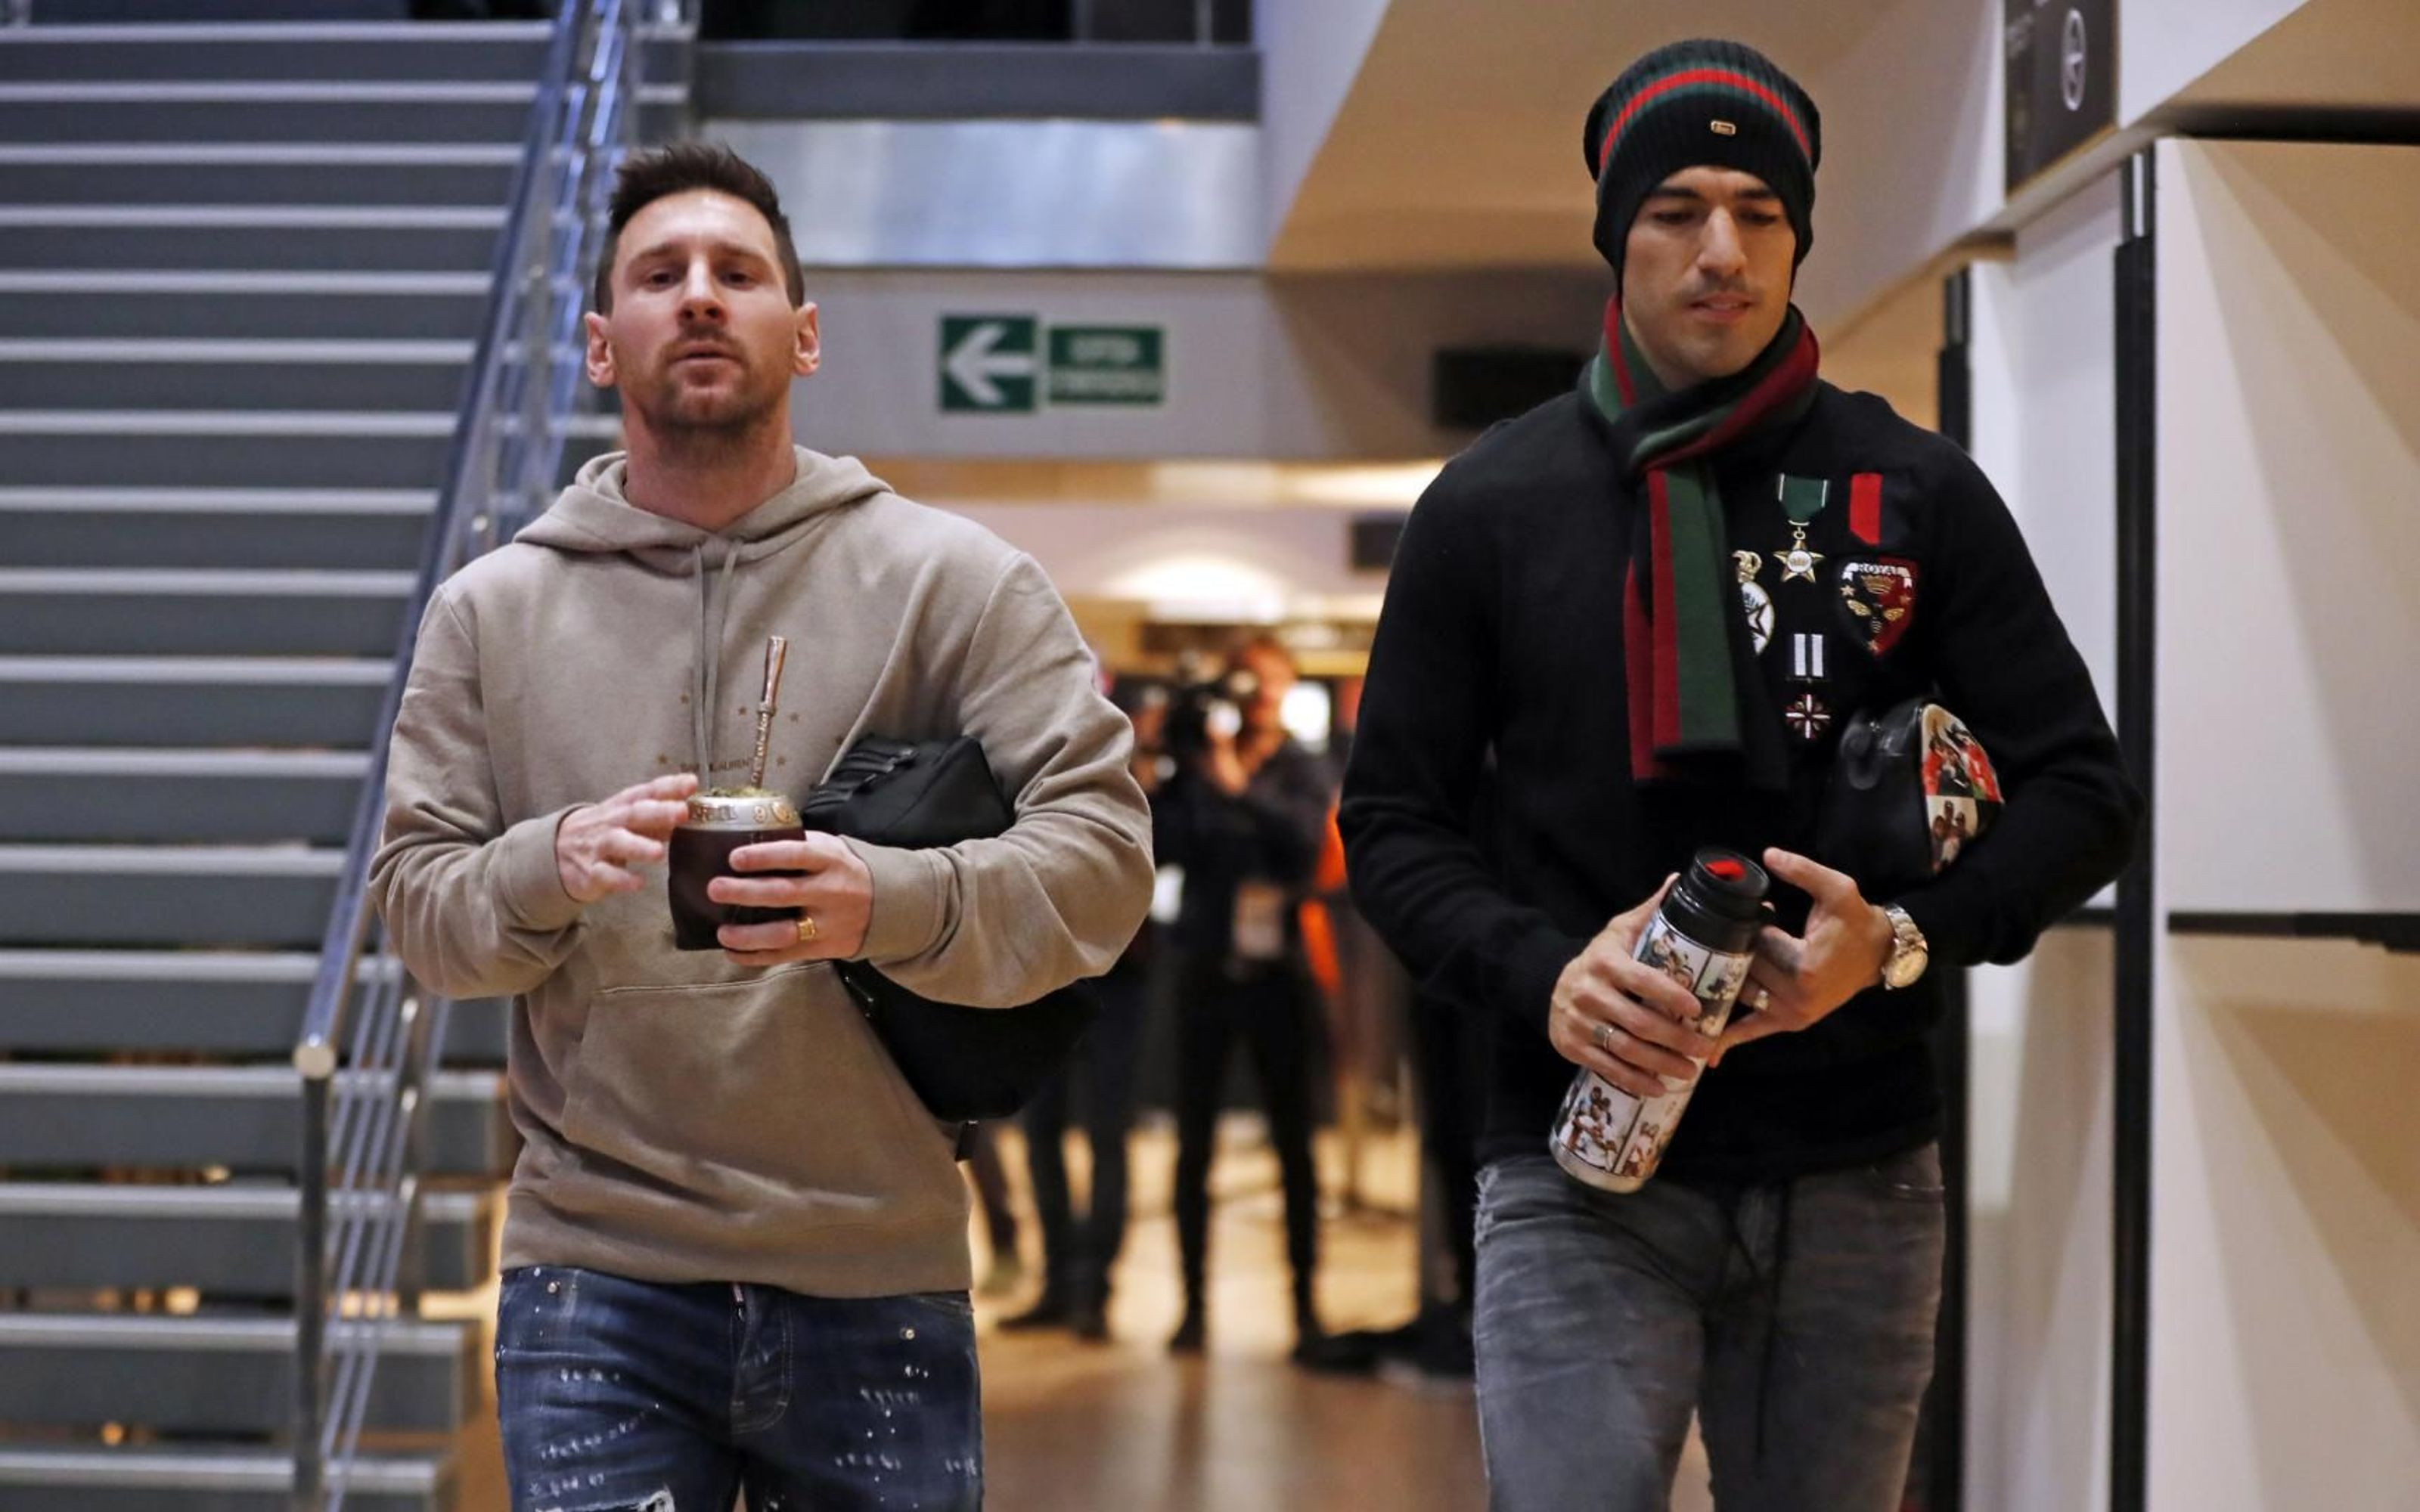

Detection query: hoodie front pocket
xmin=560 ymin=965 xmax=954 ymax=1224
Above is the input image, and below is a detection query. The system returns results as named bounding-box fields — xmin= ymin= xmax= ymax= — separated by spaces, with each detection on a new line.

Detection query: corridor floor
xmin=445 ymin=1119 xmax=1721 ymax=1509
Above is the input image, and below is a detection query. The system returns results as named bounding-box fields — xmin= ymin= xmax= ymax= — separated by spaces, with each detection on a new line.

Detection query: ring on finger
xmin=1744 ymin=984 xmax=1771 ymax=1012
xmin=1593 ymin=1021 xmax=1617 ymax=1055
xmin=796 ymin=912 xmax=819 ymax=945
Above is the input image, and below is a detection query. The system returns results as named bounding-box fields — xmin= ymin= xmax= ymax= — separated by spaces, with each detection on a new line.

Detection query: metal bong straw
xmin=746 ymin=635 xmax=789 ymax=792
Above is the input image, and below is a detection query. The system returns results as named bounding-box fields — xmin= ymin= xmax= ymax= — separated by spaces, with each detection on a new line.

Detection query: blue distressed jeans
xmin=494 ymin=1266 xmax=981 ymax=1512
xmin=1473 ymin=1145 xmax=1944 ymax=1512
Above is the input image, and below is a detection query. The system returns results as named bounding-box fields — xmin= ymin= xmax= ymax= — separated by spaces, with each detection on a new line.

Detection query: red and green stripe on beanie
xmin=1583 ymin=39 xmax=1823 ymax=282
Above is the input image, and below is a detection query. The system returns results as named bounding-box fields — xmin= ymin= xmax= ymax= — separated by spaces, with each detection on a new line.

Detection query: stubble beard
xmin=629 ymin=356 xmax=785 ymax=459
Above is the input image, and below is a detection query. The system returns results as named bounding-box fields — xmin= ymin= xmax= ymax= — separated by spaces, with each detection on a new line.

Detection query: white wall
xmin=1963 ymin=934 xmax=2118 ymax=1512
xmin=1795 ymin=0 xmax=2006 ymax=333
xmin=780 ymin=267 xmax=1606 ymax=462
xmin=2006 ymin=177 xmax=2122 ymax=708
xmin=2145 ymin=137 xmax=2420 ymax=1510
xmin=1254 ymin=0 xmax=1394 ymax=255
xmin=1956 ymin=181 xmax=2125 ymax=1512
xmin=2121 ymin=0 xmax=2311 ymax=123
xmin=2152 ymin=139 xmax=2420 ymax=913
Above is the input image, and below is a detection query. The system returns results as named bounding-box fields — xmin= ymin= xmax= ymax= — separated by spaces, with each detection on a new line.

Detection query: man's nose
xmin=678 ymin=262 xmax=724 ymax=319
xmin=1699 ymin=211 xmax=1747 ymax=277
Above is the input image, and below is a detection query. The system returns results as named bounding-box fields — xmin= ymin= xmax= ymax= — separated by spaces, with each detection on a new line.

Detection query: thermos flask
xmin=1550 ymin=847 xmax=1769 ymax=1191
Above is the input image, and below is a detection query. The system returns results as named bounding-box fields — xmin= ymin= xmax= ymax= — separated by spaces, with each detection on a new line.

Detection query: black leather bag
xmin=1816 ymin=698 xmax=2005 ymax=897
xmin=802 ymin=736 xmax=1100 ymax=1122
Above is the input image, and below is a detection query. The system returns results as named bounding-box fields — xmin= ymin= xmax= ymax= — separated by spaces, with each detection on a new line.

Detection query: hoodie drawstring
xmin=689 ymin=542 xmax=743 ymax=782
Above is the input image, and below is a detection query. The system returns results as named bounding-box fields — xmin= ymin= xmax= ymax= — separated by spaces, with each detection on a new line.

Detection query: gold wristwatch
xmin=1879 ymin=904 xmax=1929 ymax=990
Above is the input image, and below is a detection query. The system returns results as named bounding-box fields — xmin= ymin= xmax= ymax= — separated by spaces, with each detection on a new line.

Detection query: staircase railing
xmin=289 ymin=3 xmax=674 ymax=1507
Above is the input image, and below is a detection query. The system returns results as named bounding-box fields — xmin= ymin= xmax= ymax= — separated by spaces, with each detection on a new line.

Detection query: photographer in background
xmin=1155 ymin=637 xmax=1334 ymax=1359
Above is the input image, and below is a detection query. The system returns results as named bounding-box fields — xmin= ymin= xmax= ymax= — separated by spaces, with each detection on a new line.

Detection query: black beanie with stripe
xmin=1583 ymin=39 xmax=1822 ymax=284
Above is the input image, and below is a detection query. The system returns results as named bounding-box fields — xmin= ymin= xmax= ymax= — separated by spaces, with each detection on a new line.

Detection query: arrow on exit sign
xmin=939 ymin=315 xmax=1038 ymax=412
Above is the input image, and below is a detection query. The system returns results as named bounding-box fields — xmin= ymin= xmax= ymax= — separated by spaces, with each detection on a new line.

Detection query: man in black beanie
xmin=1341 ymin=37 xmax=2138 ymax=1511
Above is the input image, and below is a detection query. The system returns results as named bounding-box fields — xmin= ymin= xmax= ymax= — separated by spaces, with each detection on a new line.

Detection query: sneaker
xmin=1167 ymin=1309 xmax=1205 ymax=1355
xmin=998 ymin=1294 xmax=1071 ymax=1332
xmin=1290 ymin=1329 xmax=1377 ymax=1373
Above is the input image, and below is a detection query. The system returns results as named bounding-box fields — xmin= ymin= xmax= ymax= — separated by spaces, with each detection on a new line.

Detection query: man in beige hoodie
xmin=372 ymin=143 xmax=1153 ymax=1512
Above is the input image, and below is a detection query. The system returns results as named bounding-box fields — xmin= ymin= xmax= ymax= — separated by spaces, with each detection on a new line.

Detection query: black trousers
xmin=1019 ymin=959 xmax=1149 ymax=1307
xmin=1410 ymin=989 xmax=1486 ymax=1311
xmin=1171 ymin=956 xmax=1321 ymax=1325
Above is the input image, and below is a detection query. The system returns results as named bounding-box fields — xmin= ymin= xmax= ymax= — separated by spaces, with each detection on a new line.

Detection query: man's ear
xmin=584 ymin=311 xmax=616 ymax=389
xmin=793 ymin=302 xmax=821 ymax=378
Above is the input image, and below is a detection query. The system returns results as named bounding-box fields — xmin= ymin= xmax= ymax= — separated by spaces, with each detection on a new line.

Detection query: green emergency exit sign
xmin=1047 ymin=326 xmax=1165 ymax=406
xmin=939 ymin=316 xmax=1165 ymax=412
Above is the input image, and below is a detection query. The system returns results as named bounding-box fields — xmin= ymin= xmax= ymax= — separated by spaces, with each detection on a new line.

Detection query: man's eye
xmin=724 ymin=271 xmax=753 ymax=285
xmin=645 ymin=270 xmax=675 ymax=286
xmin=1655 ymin=211 xmax=1694 ymax=226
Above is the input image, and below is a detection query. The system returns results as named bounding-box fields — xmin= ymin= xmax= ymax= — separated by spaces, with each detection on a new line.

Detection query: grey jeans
xmin=1473 ymin=1145 xmax=1945 ymax=1512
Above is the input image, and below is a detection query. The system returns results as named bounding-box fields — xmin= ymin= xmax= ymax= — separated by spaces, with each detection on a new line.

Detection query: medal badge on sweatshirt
xmin=1774 ymin=475 xmax=1830 ymax=585
xmin=1837 ymin=557 xmax=1918 ymax=655
xmin=1734 ymin=550 xmax=1774 ymax=654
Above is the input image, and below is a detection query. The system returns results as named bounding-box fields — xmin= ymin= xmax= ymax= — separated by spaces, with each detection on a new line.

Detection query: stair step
xmin=0 ymin=488 xmax=433 ymax=569
xmin=0 ymin=144 xmax=519 ymax=208
xmin=0 ymin=205 xmax=503 ymax=274
xmin=11 ymin=3 xmax=419 ymax=20
xmin=0 ymin=82 xmax=541 ymax=146
xmin=0 ymin=1312 xmax=476 ymax=1436
xmin=0 ymin=407 xmax=614 ymax=488
xmin=0 ymin=20 xmax=551 ymax=82
xmin=0 ymin=80 xmax=686 ymax=145
xmin=0 ymin=15 xmax=687 ymax=83
xmin=0 ymin=747 xmax=365 ymax=844
xmin=0 ymin=1184 xmax=495 ymax=1296
xmin=0 ymin=568 xmax=416 ymax=656
xmin=0 ymin=1064 xmax=511 ymax=1176
xmin=0 ymin=843 xmax=341 ymax=949
xmin=0 ymin=656 xmax=391 ymax=747
xmin=0 ymin=338 xmax=476 ymax=412
xmin=0 ymin=270 xmax=489 ymax=339
xmin=0 ymin=949 xmax=510 ymax=1062
xmin=0 ymin=1443 xmax=455 ymax=1512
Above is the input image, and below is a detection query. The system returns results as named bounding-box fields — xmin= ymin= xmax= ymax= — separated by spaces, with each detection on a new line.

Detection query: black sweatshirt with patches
xmin=1339 ymin=383 xmax=2142 ymax=1180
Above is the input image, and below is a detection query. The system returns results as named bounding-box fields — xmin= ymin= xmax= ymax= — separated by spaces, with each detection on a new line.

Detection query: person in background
xmin=1001 ymin=677 xmax=1166 ymax=1340
xmin=1156 ymin=637 xmax=1333 ymax=1359
xmin=963 ymin=1123 xmax=1025 ymax=1297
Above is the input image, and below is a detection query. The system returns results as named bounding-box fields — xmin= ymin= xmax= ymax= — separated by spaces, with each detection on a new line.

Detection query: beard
xmin=625 ymin=349 xmax=786 ymax=445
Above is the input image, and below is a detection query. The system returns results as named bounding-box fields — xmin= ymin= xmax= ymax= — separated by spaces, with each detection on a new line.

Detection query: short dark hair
xmin=1229 ymin=634 xmax=1295 ymax=676
xmin=591 ymin=141 xmax=805 ymax=313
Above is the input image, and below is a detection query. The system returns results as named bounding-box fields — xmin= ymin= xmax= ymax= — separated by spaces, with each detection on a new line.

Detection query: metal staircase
xmin=0 ymin=9 xmax=681 ymax=1508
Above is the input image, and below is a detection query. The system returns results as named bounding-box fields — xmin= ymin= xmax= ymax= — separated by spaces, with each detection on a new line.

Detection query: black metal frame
xmin=2111 ymin=147 xmax=2159 ymax=1512
xmin=1919 ymin=263 xmax=1976 ymax=1512
xmin=2168 ymin=912 xmax=2420 ymax=952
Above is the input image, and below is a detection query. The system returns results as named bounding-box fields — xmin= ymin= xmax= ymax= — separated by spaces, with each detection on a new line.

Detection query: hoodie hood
xmin=517 ymin=446 xmax=891 ymax=784
xmin=518 ymin=445 xmax=888 ymax=570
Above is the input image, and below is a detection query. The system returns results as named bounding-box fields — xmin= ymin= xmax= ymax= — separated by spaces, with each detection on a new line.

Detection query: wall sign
xmin=939 ymin=314 xmax=1039 ymax=413
xmin=2005 ymin=0 xmax=2115 ymax=192
xmin=939 ymin=314 xmax=1165 ymax=414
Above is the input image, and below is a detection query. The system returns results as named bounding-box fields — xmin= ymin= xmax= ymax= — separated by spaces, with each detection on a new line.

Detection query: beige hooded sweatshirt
xmin=371 ymin=447 xmax=1153 ymax=1297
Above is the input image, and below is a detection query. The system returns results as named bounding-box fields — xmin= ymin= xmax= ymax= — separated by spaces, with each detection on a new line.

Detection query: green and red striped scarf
xmin=1588 ymin=298 xmax=1820 ymax=782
